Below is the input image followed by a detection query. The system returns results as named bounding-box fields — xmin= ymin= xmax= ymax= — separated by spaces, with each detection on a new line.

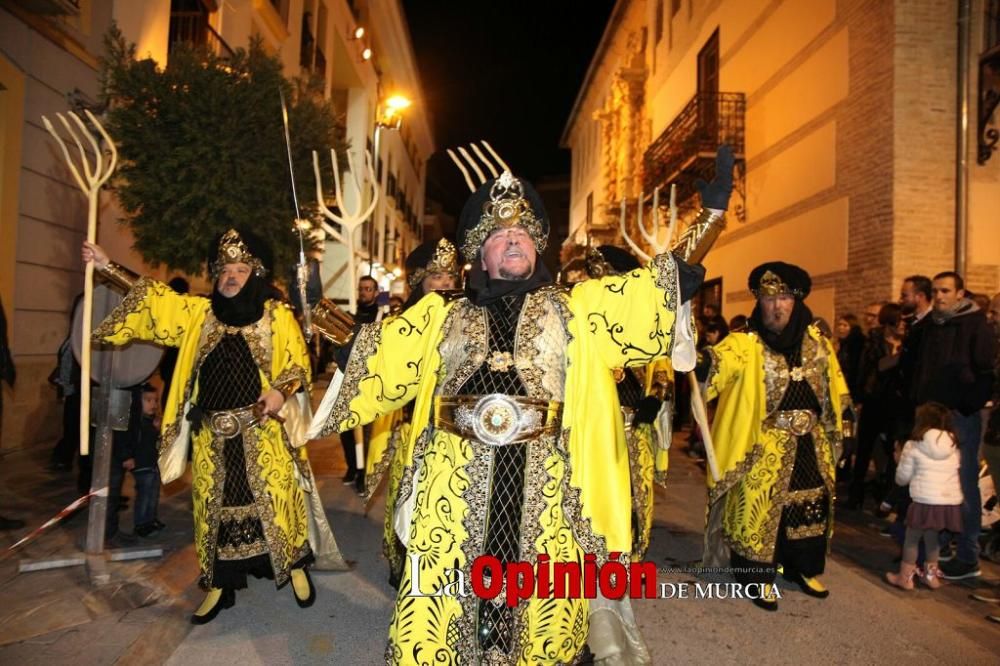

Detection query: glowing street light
xmin=353 ymin=26 xmax=365 ymax=40
xmin=362 ymin=47 xmax=372 ymax=61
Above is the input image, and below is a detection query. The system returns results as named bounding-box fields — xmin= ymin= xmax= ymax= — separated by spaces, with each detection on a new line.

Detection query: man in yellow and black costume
xmin=83 ymin=228 xmax=327 ymax=624
xmin=312 ymin=148 xmax=732 ymax=664
xmin=698 ymin=261 xmax=850 ymax=611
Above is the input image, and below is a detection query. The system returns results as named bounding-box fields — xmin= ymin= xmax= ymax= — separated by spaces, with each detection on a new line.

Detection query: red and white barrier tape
xmin=4 ymin=486 xmax=107 ymax=553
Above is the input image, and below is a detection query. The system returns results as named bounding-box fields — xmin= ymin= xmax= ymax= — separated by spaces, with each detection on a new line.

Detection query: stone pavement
xmin=2 ymin=395 xmax=1000 ymax=664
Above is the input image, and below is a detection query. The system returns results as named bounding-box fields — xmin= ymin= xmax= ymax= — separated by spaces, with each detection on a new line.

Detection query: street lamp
xmin=371 ymin=94 xmax=413 ymax=265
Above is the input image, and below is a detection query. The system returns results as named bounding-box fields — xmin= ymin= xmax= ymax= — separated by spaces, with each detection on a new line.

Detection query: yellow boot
xmin=191 ymin=587 xmax=234 ymax=625
xmin=291 ymin=568 xmax=315 ymax=608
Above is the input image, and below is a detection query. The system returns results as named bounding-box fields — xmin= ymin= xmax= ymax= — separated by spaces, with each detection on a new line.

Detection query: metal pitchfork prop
xmin=313 ymin=148 xmax=379 ymax=314
xmin=42 ymin=110 xmax=117 ymax=457
xmin=619 ymin=186 xmax=720 ymax=483
xmin=446 ymin=140 xmax=510 ymax=191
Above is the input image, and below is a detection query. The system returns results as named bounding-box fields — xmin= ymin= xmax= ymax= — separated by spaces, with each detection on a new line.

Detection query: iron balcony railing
xmin=642 ymin=92 xmax=745 ymax=205
xmin=168 ymin=11 xmax=235 ymax=59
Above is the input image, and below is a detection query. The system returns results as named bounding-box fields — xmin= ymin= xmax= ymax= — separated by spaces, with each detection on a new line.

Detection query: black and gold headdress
xmin=457 ymin=171 xmax=549 ymax=261
xmin=406 ymin=238 xmax=459 ymax=289
xmin=748 ymin=262 xmax=811 ymax=299
xmin=210 ymin=228 xmax=267 ymax=278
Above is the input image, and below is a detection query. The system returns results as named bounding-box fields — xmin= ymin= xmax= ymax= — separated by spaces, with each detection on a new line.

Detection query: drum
xmin=71 ymin=284 xmax=164 ymax=388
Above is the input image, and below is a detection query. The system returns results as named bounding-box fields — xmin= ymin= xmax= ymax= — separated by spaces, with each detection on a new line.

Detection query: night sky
xmin=401 ymin=1 xmax=616 ymax=217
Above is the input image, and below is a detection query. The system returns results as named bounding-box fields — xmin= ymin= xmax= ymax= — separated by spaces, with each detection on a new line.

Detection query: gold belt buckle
xmin=207 ymin=406 xmax=258 ymax=438
xmin=454 ymin=394 xmax=543 ymax=446
xmin=774 ymin=410 xmax=816 ymax=436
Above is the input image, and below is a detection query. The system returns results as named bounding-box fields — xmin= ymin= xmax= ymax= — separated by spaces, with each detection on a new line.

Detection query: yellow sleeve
xmin=322 ymin=293 xmax=445 ymax=434
xmin=92 ymin=277 xmax=204 ymax=347
xmin=269 ymin=302 xmax=312 ymax=391
xmin=570 ymin=252 xmax=689 ymax=369
xmin=703 ymin=333 xmax=752 ymax=401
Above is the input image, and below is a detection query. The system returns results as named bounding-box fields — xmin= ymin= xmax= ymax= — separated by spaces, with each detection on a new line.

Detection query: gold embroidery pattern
xmin=439 ymin=301 xmax=487 ymax=396
xmin=363 ymin=421 xmax=399 ymax=501
xmin=626 ymin=424 xmax=655 ymax=558
xmin=517 ymin=288 xmax=572 ymax=400
xmin=786 ymin=522 xmax=827 ymax=540
xmin=651 ymin=253 xmax=679 ymax=312
xmin=557 ymin=429 xmax=611 ymax=565
xmin=242 ymin=424 xmax=308 ymax=587
xmin=321 ymin=322 xmax=382 ymax=436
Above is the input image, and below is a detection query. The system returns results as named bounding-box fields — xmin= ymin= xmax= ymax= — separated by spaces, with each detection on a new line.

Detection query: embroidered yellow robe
xmin=94 ymin=278 xmax=312 ymax=586
xmin=702 ymin=325 xmax=849 ymax=565
xmin=318 ymin=253 xmax=694 ymax=665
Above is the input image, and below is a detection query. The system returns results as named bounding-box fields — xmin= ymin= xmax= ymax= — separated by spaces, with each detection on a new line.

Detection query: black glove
xmin=695 ymin=145 xmax=735 ymax=211
xmin=634 ymin=396 xmax=663 ymax=425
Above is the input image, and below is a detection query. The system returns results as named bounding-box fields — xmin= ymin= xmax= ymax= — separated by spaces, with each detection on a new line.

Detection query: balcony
xmin=643 ymin=92 xmax=746 ymax=220
xmin=168 ymin=11 xmax=234 ymax=59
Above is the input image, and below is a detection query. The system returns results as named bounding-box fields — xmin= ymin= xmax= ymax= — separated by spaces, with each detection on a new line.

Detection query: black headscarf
xmin=747 ymin=261 xmax=814 ymax=354
xmin=211 ymin=274 xmax=275 ymax=327
xmin=464 ymin=260 xmax=554 ymax=307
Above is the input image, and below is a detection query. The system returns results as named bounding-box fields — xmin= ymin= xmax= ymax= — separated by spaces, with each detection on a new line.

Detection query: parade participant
xmin=364 ymin=238 xmax=460 ymax=587
xmin=699 ymin=261 xmax=849 ymax=611
xmin=83 ymin=229 xmax=318 ymax=623
xmin=312 ymin=147 xmax=732 ymax=664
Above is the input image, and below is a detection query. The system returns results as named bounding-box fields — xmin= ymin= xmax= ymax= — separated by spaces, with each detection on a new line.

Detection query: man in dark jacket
xmin=907 ymin=271 xmax=996 ymax=580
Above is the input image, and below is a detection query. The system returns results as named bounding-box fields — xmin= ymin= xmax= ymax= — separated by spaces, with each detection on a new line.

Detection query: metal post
xmin=955 ymin=0 xmax=971 ymax=275
xmin=84 ymin=289 xmax=116 ymax=583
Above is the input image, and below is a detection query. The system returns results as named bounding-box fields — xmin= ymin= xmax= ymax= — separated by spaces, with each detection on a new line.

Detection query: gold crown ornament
xmin=753 ymin=270 xmax=802 ymax=298
xmin=211 ymin=229 xmax=266 ymax=278
xmin=460 ymin=171 xmax=547 ymax=260
xmin=408 ymin=238 xmax=459 ymax=289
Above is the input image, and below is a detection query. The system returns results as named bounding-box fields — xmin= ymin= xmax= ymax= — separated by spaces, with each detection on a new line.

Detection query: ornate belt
xmin=434 ymin=395 xmax=562 ymax=446
xmin=767 ymin=409 xmax=818 ymax=436
xmin=203 ymin=404 xmax=265 ymax=438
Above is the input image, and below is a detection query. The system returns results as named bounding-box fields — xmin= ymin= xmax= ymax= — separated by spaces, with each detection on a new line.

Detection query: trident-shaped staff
xmin=619 ymin=184 xmax=720 ymax=483
xmin=446 ymin=140 xmax=510 ymax=192
xmin=42 ymin=110 xmax=117 ymax=457
xmin=313 ymin=148 xmax=379 ymax=313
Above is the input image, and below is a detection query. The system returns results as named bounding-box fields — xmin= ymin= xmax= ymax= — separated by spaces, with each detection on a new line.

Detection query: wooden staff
xmin=42 ymin=111 xmax=118 ymax=456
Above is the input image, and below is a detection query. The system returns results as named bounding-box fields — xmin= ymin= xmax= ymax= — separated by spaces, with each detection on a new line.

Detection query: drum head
xmin=71 ymin=284 xmax=164 ymax=387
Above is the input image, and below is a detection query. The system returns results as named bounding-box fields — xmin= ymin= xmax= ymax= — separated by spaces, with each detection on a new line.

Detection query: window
xmin=585 ymin=192 xmax=593 ymax=229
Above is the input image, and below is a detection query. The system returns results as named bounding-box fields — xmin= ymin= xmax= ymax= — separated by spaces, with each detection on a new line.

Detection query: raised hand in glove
xmin=695 ymin=145 xmax=735 ymax=211
xmin=634 ymin=396 xmax=663 ymax=425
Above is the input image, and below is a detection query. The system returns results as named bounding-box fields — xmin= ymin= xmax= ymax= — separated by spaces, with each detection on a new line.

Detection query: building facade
xmin=0 ymin=0 xmax=431 ymax=450
xmin=564 ymin=0 xmax=1000 ymax=323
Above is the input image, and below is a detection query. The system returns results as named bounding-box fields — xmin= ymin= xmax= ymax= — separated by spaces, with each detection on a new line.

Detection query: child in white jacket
xmin=886 ymin=402 xmax=963 ymax=590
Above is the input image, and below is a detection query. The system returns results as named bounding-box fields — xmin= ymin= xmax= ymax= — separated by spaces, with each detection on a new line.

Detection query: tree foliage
xmin=100 ymin=25 xmax=345 ymax=277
